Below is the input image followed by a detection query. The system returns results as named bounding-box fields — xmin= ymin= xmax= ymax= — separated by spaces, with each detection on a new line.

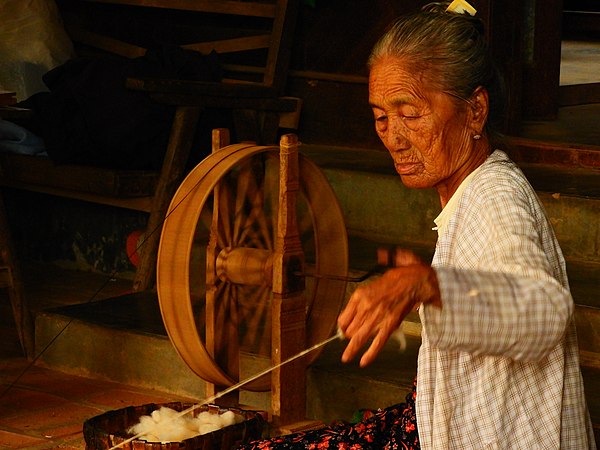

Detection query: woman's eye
xmin=374 ymin=115 xmax=387 ymax=129
xmin=399 ymin=105 xmax=422 ymax=121
xmin=401 ymin=109 xmax=421 ymax=120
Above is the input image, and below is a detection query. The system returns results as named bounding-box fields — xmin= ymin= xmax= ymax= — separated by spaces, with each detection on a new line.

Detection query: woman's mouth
xmin=394 ymin=162 xmax=419 ymax=175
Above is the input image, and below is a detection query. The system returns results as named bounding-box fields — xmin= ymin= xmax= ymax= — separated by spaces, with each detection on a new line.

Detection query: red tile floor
xmin=0 ymin=358 xmax=195 ymax=449
xmin=0 ymin=264 xmax=196 ymax=450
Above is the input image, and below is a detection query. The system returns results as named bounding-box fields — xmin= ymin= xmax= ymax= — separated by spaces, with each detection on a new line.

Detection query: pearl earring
xmin=473 ymin=134 xmax=481 ymax=140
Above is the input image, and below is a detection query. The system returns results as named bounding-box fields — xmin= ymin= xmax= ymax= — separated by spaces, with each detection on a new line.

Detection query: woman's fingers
xmin=338 ymin=288 xmax=379 ymax=362
xmin=359 ymin=330 xmax=388 ymax=367
xmin=338 ymin=282 xmax=404 ymax=365
xmin=341 ymin=314 xmax=400 ymax=366
xmin=337 ymin=294 xmax=357 ymax=333
xmin=341 ymin=332 xmax=364 ymax=363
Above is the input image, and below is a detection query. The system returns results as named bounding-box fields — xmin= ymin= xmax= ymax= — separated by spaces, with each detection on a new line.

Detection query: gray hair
xmin=368 ymin=2 xmax=505 ymax=136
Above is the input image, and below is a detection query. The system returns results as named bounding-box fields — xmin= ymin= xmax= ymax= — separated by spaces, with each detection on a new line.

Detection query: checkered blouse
xmin=417 ymin=150 xmax=596 ymax=449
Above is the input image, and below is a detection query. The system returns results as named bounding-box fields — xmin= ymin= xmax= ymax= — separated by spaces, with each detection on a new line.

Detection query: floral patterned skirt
xmin=237 ymin=379 xmax=419 ymax=450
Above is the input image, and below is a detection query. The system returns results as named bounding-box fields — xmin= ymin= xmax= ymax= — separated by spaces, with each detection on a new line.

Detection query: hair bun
xmin=421 ymin=2 xmax=452 ymax=14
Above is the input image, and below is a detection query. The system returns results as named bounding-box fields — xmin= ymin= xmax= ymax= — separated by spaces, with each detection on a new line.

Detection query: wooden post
xmin=271 ymin=134 xmax=307 ymax=427
xmin=133 ymin=105 xmax=200 ymax=292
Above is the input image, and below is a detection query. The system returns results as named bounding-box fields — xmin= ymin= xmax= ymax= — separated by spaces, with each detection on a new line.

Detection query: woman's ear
xmin=468 ymin=86 xmax=489 ymax=134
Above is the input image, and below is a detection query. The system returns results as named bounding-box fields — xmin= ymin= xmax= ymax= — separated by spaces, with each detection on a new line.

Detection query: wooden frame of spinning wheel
xmin=156 ymin=129 xmax=349 ymax=431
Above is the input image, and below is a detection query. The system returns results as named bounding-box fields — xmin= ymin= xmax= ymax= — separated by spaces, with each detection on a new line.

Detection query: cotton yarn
xmin=127 ymin=406 xmax=244 ymax=443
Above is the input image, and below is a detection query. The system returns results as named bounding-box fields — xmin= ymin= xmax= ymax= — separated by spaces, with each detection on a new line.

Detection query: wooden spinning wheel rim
xmin=156 ymin=140 xmax=348 ymax=391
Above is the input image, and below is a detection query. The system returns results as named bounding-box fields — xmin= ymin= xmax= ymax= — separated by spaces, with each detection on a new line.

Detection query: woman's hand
xmin=337 ymin=249 xmax=441 ymax=367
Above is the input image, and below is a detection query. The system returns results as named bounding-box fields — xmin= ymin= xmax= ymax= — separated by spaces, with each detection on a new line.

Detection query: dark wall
xmin=288 ymin=76 xmax=380 ymax=149
xmin=290 ymin=0 xmax=423 ymax=75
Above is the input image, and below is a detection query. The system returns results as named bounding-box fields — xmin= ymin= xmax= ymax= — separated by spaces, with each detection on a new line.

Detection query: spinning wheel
xmin=156 ymin=130 xmax=348 ymax=426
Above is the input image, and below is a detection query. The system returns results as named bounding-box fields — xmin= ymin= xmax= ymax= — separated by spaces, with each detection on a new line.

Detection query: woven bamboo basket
xmin=83 ymin=402 xmax=267 ymax=450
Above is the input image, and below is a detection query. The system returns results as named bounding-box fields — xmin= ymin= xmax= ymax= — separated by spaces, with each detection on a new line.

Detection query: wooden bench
xmin=0 ymin=0 xmax=301 ymax=295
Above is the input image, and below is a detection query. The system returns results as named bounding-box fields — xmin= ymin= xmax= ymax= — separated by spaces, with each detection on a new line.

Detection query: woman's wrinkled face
xmin=369 ymin=56 xmax=473 ymax=192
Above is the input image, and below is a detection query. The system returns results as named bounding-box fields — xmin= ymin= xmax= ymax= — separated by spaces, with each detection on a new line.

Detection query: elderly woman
xmin=240 ymin=2 xmax=596 ymax=449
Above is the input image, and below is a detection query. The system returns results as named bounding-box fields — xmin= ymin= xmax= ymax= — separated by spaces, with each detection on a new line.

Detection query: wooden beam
xmin=81 ymin=0 xmax=277 ymax=18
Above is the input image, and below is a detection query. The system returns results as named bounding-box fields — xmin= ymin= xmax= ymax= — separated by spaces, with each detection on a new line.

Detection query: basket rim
xmin=83 ymin=402 xmax=267 ymax=449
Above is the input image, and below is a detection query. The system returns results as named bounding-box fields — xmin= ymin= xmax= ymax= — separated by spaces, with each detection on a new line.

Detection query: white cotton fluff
xmin=391 ymin=326 xmax=407 ymax=352
xmin=127 ymin=406 xmax=245 ymax=443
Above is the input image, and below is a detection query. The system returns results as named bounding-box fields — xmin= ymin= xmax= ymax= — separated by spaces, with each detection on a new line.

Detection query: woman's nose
xmin=383 ymin=117 xmax=411 ymax=151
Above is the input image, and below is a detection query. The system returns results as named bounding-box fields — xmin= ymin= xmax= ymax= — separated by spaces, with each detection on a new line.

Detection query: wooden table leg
xmin=0 ymin=193 xmax=34 ymax=358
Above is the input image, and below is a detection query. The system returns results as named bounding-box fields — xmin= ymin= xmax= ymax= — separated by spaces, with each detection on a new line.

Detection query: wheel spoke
xmin=233 ymin=164 xmax=253 ymax=246
xmin=226 ymin=285 xmax=240 ymax=378
xmin=217 ymin=181 xmax=234 ymax=248
xmin=237 ymin=162 xmax=273 ymax=250
xmin=236 ymin=188 xmax=266 ymax=247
